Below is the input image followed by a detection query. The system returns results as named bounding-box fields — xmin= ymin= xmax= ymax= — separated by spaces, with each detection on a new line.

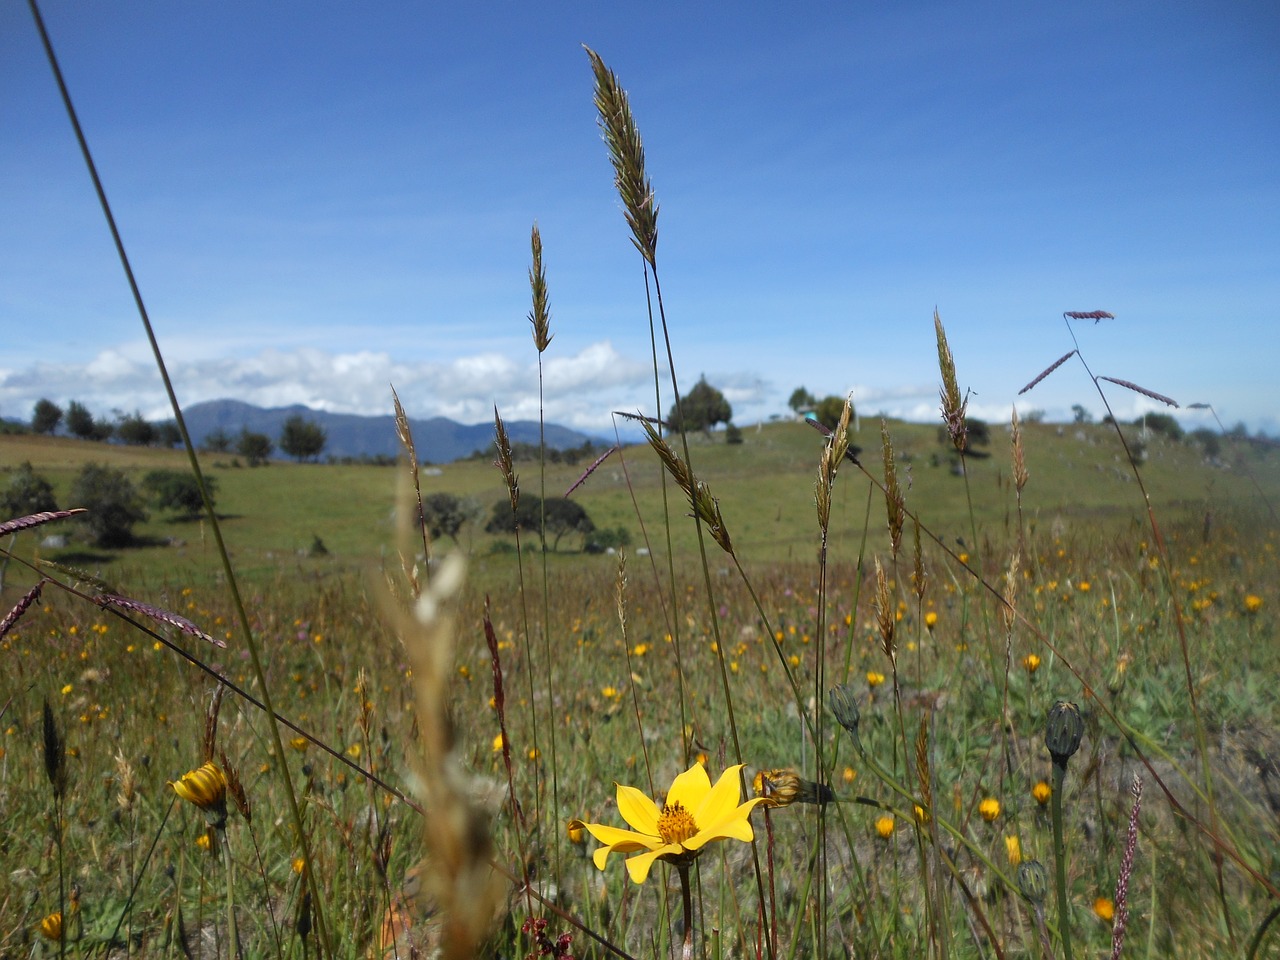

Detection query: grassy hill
xmin=3 ymin=418 xmax=1276 ymax=589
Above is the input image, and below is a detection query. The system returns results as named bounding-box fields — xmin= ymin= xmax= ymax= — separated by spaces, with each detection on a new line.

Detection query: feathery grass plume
xmin=1018 ymin=350 xmax=1077 ymax=395
xmin=640 ymin=418 xmax=734 ymax=556
xmin=1001 ymin=552 xmax=1021 ymax=635
xmin=1097 ymin=376 xmax=1179 ymax=408
xmin=0 ymin=508 xmax=86 ymax=536
xmin=0 ymin=579 xmax=44 ymax=640
xmin=1011 ymin=408 xmax=1029 ymax=493
xmin=202 ymin=682 xmax=224 ymax=763
xmin=493 ymin=407 xmax=519 ymax=513
xmin=914 ymin=714 xmax=932 ymax=822
xmin=97 ymin=594 xmax=225 ymax=648
xmin=42 ymin=698 xmax=67 ymax=800
xmin=1109 ymin=774 xmax=1143 ymax=960
xmin=528 ymin=223 xmax=552 ymax=353
xmin=911 ymin=520 xmax=926 ymax=604
xmin=874 ymin=557 xmax=895 ymax=661
xmin=585 ymin=46 xmax=658 ymax=267
xmin=115 ymin=751 xmax=137 ymax=814
xmin=1063 ymin=310 xmax=1114 ymax=322
xmin=881 ymin=419 xmax=905 ymax=557
xmin=392 ymin=384 xmax=430 ymax=588
xmin=564 ymin=444 xmax=618 ymax=497
xmin=816 ymin=398 xmax=852 ymax=534
xmin=399 ymin=555 xmax=506 ymax=960
xmin=219 ymin=750 xmax=252 ymax=823
xmin=934 ymin=310 xmax=968 ymax=452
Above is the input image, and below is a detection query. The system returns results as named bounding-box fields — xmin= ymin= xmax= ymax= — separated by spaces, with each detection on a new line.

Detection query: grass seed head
xmin=41 ymin=699 xmax=67 ymax=801
xmin=934 ymin=310 xmax=968 ymax=452
xmin=1011 ymin=407 xmax=1029 ymax=493
xmin=874 ymin=558 xmax=896 ymax=661
xmin=492 ymin=408 xmax=519 ymax=512
xmin=881 ymin=420 xmax=905 ymax=557
xmin=528 ymin=223 xmax=553 ymax=353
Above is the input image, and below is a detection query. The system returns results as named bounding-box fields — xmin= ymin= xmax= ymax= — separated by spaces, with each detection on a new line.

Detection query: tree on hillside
xmin=280 ymin=415 xmax=327 ymax=462
xmin=115 ymin=410 xmax=157 ymax=446
xmin=155 ymin=422 xmax=183 ymax=447
xmin=813 ymin=395 xmax=854 ymax=432
xmin=788 ymin=387 xmax=817 ymax=415
xmin=421 ymin=492 xmax=477 ymax=545
xmin=66 ymin=400 xmax=98 ymax=440
xmin=936 ymin=416 xmax=991 ymax=460
xmin=202 ymin=427 xmax=232 ymax=453
xmin=236 ymin=429 xmax=274 ymax=467
xmin=144 ymin=469 xmax=217 ymax=517
xmin=667 ymin=376 xmax=732 ymax=436
xmin=1 ymin=462 xmax=58 ymax=519
xmin=485 ymin=494 xmax=596 ymax=551
xmin=70 ymin=463 xmax=148 ymax=547
xmin=1136 ymin=412 xmax=1183 ymax=441
xmin=31 ymin=399 xmax=63 ymax=435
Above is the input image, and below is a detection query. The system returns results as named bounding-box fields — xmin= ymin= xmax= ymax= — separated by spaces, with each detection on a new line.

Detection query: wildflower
xmin=572 ymin=762 xmax=765 ymax=883
xmin=292 ymin=857 xmax=307 ymax=874
xmin=169 ymin=761 xmax=228 ymax=828
xmin=752 ymin=768 xmax=834 ymax=807
xmin=346 ymin=743 xmax=362 ymax=759
xmin=196 ymin=831 xmax=213 ymax=851
xmin=1077 ymin=581 xmax=1091 ymax=593
xmin=1022 ymin=653 xmax=1041 ymax=674
xmin=1045 ymin=700 xmax=1084 ymax=768
xmin=978 ymin=797 xmax=1001 ymax=822
xmin=1244 ymin=594 xmax=1263 ymax=614
xmin=1018 ymin=861 xmax=1049 ymax=904
xmin=492 ymin=733 xmax=506 ymax=754
xmin=875 ymin=815 xmax=895 ymax=838
xmin=566 ymin=820 xmax=585 ymax=844
xmin=866 ymin=671 xmax=886 ymax=688
xmin=38 ymin=912 xmax=63 ymax=941
xmin=913 ymin=804 xmax=930 ymax=824
xmin=290 ymin=737 xmax=308 ymax=752
xmin=924 ymin=611 xmax=938 ymax=630
xmin=842 ymin=766 xmax=856 ymax=784
xmin=1005 ymin=834 xmax=1022 ymax=866
xmin=1093 ymin=897 xmax=1115 ymax=923
xmin=1032 ymin=781 xmax=1052 ymax=805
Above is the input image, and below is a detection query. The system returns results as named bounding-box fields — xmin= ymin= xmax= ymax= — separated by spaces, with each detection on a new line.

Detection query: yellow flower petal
xmin=615 ymin=783 xmax=660 ymax=835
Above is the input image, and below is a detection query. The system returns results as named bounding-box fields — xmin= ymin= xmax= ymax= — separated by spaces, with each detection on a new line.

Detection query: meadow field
xmin=4 ymin=46 xmax=1280 ymax=960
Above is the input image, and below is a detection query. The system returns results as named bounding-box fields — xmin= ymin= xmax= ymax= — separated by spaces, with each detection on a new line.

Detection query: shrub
xmin=143 ymin=469 xmax=216 ymax=516
xmin=236 ymin=429 xmax=274 ymax=466
xmin=486 ymin=494 xmax=596 ymax=551
xmin=280 ymin=415 xmax=327 ymax=462
xmin=69 ymin=463 xmax=148 ymax=547
xmin=1 ymin=462 xmax=58 ymax=519
xmin=31 ymin=399 xmax=63 ymax=435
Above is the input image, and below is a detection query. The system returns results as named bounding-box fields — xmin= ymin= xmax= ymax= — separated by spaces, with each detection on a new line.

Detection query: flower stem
xmin=677 ymin=862 xmax=694 ymax=960
xmin=1050 ymin=762 xmax=1074 ymax=960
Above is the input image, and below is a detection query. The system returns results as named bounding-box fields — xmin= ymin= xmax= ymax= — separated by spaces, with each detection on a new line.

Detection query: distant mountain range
xmin=174 ymin=400 xmax=599 ymax=464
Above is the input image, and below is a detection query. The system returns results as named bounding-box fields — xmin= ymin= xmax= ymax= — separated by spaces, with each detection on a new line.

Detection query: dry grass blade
xmin=97 ymin=594 xmax=226 ymax=648
xmin=816 ymin=400 xmax=852 ymax=534
xmin=1018 ymin=350 xmax=1077 ymax=395
xmin=1098 ymin=376 xmax=1179 ymax=408
xmin=641 ymin=418 xmax=733 ymax=555
xmin=397 ymin=555 xmax=506 ymax=960
xmin=528 ymin=223 xmax=552 ymax=353
xmin=0 ymin=509 xmax=87 ymax=536
xmin=0 ymin=579 xmax=44 ymax=640
xmin=564 ymin=444 xmax=618 ymax=498
xmin=585 ymin=46 xmax=658 ymax=266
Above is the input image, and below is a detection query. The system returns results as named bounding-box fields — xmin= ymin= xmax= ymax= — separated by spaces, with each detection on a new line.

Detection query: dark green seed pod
xmin=1017 ymin=860 xmax=1049 ymax=905
xmin=1045 ymin=699 xmax=1084 ymax=767
xmin=828 ymin=684 xmax=861 ymax=741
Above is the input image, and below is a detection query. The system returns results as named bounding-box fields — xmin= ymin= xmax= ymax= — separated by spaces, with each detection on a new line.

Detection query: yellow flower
xmin=1244 ymin=594 xmax=1263 ymax=614
xmin=842 ymin=766 xmax=856 ymax=784
xmin=346 ymin=743 xmax=362 ymax=759
xmin=924 ymin=611 xmax=938 ymax=630
xmin=195 ymin=831 xmax=213 ymax=851
xmin=292 ymin=857 xmax=307 ymax=874
xmin=566 ymin=820 xmax=585 ymax=844
xmin=1032 ymin=781 xmax=1052 ymax=805
xmin=1022 ymin=653 xmax=1041 ymax=674
xmin=573 ymin=762 xmax=765 ymax=884
xmin=1004 ymin=834 xmax=1022 ymax=866
xmin=492 ymin=733 xmax=506 ymax=754
xmin=978 ymin=797 xmax=1001 ymax=821
xmin=1093 ymin=897 xmax=1115 ymax=923
xmin=169 ymin=761 xmax=228 ymax=826
xmin=38 ymin=912 xmax=63 ymax=941
xmin=866 ymin=671 xmax=886 ymax=688
xmin=290 ymin=737 xmax=308 ymax=752
xmin=875 ymin=815 xmax=895 ymax=838
xmin=1077 ymin=581 xmax=1091 ymax=593
xmin=913 ymin=804 xmax=930 ymax=824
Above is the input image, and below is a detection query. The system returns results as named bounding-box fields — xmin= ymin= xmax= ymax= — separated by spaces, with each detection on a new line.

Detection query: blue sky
xmin=2 ymin=2 xmax=1277 ymax=439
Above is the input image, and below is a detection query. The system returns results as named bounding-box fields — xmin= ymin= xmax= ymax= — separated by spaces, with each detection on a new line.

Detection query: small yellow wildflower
xmin=38 ymin=912 xmax=63 ymax=941
xmin=1077 ymin=581 xmax=1091 ymax=593
xmin=978 ymin=797 xmax=1001 ymax=822
xmin=913 ymin=804 xmax=930 ymax=824
xmin=195 ymin=832 xmax=212 ymax=851
xmin=60 ymin=684 xmax=72 ymax=695
xmin=924 ymin=611 xmax=938 ymax=630
xmin=1244 ymin=594 xmax=1263 ymax=614
xmin=292 ymin=857 xmax=307 ymax=874
xmin=346 ymin=743 xmax=361 ymax=759
xmin=527 ymin=747 xmax=541 ymax=761
xmin=169 ymin=761 xmax=228 ymax=828
xmin=842 ymin=766 xmax=856 ymax=784
xmin=1005 ymin=834 xmax=1022 ymax=866
xmin=866 ymin=671 xmax=886 ymax=688
xmin=1093 ymin=897 xmax=1115 ymax=923
xmin=492 ymin=733 xmax=506 ymax=754
xmin=1032 ymin=781 xmax=1051 ymax=805
xmin=875 ymin=815 xmax=895 ymax=838
xmin=1022 ymin=653 xmax=1042 ymax=674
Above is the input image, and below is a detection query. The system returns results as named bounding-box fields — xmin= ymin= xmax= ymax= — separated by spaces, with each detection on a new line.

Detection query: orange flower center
xmin=657 ymin=801 xmax=698 ymax=845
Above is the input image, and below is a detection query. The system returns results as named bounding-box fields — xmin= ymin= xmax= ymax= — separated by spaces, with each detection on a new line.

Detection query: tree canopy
xmin=31 ymin=399 xmax=63 ymax=435
xmin=70 ymin=463 xmax=148 ymax=547
xmin=1 ymin=462 xmax=58 ymax=519
xmin=485 ymin=494 xmax=596 ymax=551
xmin=236 ymin=429 xmax=274 ymax=466
xmin=280 ymin=415 xmax=328 ymax=462
xmin=667 ymin=376 xmax=732 ymax=435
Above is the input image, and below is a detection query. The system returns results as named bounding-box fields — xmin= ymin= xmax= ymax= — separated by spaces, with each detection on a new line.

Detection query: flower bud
xmin=828 ymin=684 xmax=861 ymax=741
xmin=1045 ymin=700 xmax=1084 ymax=768
xmin=752 ymin=768 xmax=834 ymax=807
xmin=1017 ymin=860 xmax=1049 ymax=905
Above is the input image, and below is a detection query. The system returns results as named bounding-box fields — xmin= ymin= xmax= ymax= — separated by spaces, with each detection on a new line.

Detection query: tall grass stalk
xmin=26 ymin=3 xmax=333 ymax=953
